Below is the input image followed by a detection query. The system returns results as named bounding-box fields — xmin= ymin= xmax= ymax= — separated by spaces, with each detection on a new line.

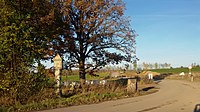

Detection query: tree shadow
xmin=142 ymin=87 xmax=155 ymax=91
xmin=153 ymin=73 xmax=173 ymax=81
xmin=194 ymin=104 xmax=200 ymax=112
xmin=61 ymin=92 xmax=76 ymax=98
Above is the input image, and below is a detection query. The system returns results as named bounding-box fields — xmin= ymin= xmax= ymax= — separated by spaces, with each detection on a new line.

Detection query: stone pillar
xmin=53 ymin=54 xmax=62 ymax=96
xmin=55 ymin=69 xmax=61 ymax=94
xmin=127 ymin=78 xmax=137 ymax=93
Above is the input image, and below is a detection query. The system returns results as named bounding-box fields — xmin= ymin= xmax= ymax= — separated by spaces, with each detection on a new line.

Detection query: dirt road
xmin=40 ymin=80 xmax=200 ymax=112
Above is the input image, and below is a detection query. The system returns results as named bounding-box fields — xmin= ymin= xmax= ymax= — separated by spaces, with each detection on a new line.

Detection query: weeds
xmin=0 ymin=76 xmax=157 ymax=112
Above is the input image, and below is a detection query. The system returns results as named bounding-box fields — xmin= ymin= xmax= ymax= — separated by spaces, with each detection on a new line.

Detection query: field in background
xmin=150 ymin=67 xmax=200 ymax=74
xmin=61 ymin=67 xmax=200 ymax=81
xmin=63 ymin=71 xmax=110 ymax=81
xmin=60 ymin=70 xmax=138 ymax=82
xmin=149 ymin=67 xmax=200 ymax=82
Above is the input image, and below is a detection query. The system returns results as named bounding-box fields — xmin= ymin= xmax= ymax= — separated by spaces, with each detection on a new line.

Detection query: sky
xmin=123 ymin=0 xmax=200 ymax=67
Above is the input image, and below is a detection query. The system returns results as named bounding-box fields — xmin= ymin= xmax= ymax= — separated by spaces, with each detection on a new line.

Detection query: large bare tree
xmin=50 ymin=0 xmax=137 ymax=84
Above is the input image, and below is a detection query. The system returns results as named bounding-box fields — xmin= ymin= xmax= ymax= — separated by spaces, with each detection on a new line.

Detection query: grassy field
xmin=61 ymin=70 xmax=139 ymax=82
xmin=63 ymin=72 xmax=110 ymax=81
xmin=150 ymin=67 xmax=200 ymax=82
xmin=50 ymin=67 xmax=200 ymax=82
xmin=47 ymin=71 xmax=111 ymax=83
xmin=63 ymin=67 xmax=200 ymax=81
xmin=150 ymin=67 xmax=200 ymax=74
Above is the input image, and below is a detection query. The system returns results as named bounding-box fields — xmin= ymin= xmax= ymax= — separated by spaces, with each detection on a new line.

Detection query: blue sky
xmin=124 ymin=0 xmax=200 ymax=67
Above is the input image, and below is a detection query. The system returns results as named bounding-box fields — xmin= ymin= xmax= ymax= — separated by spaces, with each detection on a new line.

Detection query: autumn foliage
xmin=48 ymin=0 xmax=137 ymax=84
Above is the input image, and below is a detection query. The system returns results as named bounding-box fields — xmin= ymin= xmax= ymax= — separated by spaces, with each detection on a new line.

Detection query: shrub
xmin=0 ymin=63 xmax=49 ymax=106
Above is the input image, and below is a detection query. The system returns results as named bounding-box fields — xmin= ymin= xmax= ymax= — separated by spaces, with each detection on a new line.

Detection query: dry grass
xmin=0 ymin=69 xmax=161 ymax=112
xmin=166 ymin=72 xmax=200 ymax=82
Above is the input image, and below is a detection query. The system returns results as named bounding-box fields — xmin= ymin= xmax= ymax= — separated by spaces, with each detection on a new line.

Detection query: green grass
xmin=48 ymin=71 xmax=110 ymax=83
xmin=150 ymin=67 xmax=200 ymax=74
xmin=62 ymin=72 xmax=110 ymax=82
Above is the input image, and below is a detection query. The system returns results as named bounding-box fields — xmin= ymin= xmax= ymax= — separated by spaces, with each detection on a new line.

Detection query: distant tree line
xmin=191 ymin=63 xmax=200 ymax=67
xmin=142 ymin=62 xmax=171 ymax=70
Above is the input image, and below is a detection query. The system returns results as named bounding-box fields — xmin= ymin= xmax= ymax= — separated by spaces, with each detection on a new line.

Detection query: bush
xmin=0 ymin=63 xmax=49 ymax=106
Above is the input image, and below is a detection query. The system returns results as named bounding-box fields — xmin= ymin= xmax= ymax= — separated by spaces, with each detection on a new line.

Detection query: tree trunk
xmin=79 ymin=60 xmax=86 ymax=86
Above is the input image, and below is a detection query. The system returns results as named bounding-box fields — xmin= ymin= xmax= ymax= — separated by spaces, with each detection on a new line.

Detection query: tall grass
xmin=4 ymin=83 xmax=127 ymax=111
xmin=0 ymin=76 xmax=158 ymax=112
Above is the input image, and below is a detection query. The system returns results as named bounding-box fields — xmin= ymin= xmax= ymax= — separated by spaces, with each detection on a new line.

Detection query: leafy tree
xmin=0 ymin=0 xmax=58 ymax=104
xmin=50 ymin=0 xmax=137 ymax=84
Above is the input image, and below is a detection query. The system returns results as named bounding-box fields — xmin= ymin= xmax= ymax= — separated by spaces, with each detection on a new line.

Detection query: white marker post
xmin=53 ymin=54 xmax=63 ymax=96
xmin=188 ymin=65 xmax=193 ymax=82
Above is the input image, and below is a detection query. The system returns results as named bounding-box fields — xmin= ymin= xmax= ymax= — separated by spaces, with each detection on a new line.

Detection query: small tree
xmin=143 ymin=62 xmax=149 ymax=70
xmin=154 ymin=63 xmax=158 ymax=69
